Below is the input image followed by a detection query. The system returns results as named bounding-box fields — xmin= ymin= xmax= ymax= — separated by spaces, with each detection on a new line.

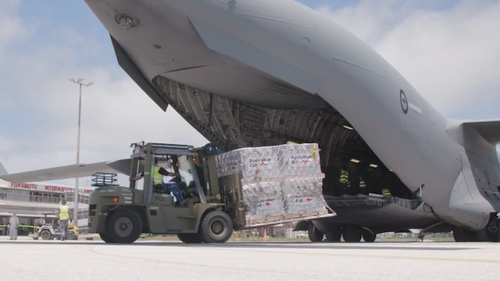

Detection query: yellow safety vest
xmin=382 ymin=188 xmax=392 ymax=198
xmin=340 ymin=170 xmax=349 ymax=185
xmin=152 ymin=165 xmax=163 ymax=186
xmin=59 ymin=205 xmax=70 ymax=221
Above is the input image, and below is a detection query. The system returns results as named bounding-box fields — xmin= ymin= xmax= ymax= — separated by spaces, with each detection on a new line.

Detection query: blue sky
xmin=1 ymin=0 xmax=500 ymax=187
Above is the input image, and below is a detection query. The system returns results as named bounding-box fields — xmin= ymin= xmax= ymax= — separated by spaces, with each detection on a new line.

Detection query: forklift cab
xmin=129 ymin=142 xmax=207 ymax=206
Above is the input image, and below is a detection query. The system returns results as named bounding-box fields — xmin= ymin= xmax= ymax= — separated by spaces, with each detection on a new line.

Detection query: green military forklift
xmin=89 ymin=142 xmax=238 ymax=244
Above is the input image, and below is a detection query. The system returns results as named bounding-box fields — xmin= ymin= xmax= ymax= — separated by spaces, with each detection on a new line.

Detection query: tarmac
xmin=1 ymin=236 xmax=499 ymax=281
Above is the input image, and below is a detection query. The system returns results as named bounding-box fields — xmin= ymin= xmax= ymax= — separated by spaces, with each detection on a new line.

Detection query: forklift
xmin=89 ymin=142 xmax=237 ymax=244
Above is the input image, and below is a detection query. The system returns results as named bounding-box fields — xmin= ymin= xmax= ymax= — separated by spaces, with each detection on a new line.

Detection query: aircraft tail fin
xmin=0 ymin=162 xmax=8 ymax=176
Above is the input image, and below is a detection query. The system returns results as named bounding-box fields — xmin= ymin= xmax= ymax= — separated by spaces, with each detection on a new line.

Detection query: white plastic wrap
xmin=282 ymin=177 xmax=326 ymax=215
xmin=216 ymin=143 xmax=322 ymax=183
xmin=216 ymin=143 xmax=329 ymax=226
xmin=242 ymin=181 xmax=285 ymax=221
xmin=278 ymin=143 xmax=323 ymax=178
xmin=216 ymin=145 xmax=280 ymax=183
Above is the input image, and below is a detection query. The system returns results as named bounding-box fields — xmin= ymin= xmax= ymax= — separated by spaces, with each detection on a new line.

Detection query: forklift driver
xmin=131 ymin=158 xmax=188 ymax=206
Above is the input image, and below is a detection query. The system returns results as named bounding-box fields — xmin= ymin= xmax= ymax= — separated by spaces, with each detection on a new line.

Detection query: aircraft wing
xmin=0 ymin=159 xmax=132 ymax=183
xmin=463 ymin=119 xmax=500 ymax=144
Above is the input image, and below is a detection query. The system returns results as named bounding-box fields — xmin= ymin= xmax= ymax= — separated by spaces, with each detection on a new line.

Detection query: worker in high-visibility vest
xmin=382 ymin=188 xmax=392 ymax=199
xmin=58 ymin=200 xmax=70 ymax=241
xmin=132 ymin=158 xmax=188 ymax=205
xmin=339 ymin=170 xmax=349 ymax=195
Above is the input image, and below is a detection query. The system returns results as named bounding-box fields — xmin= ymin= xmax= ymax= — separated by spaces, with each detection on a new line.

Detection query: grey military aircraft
xmin=2 ymin=0 xmax=499 ymax=242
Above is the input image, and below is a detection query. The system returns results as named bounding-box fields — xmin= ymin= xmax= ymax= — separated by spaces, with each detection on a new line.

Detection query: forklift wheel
xmin=106 ymin=209 xmax=143 ymax=244
xmin=99 ymin=232 xmax=116 ymax=243
xmin=198 ymin=211 xmax=233 ymax=243
xmin=177 ymin=234 xmax=203 ymax=244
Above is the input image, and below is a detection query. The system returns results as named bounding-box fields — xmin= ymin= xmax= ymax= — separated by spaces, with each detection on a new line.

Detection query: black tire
xmin=198 ymin=211 xmax=233 ymax=243
xmin=325 ymin=226 xmax=342 ymax=242
xmin=177 ymin=233 xmax=204 ymax=244
xmin=362 ymin=229 xmax=376 ymax=243
xmin=342 ymin=225 xmax=362 ymax=243
xmin=106 ymin=209 xmax=143 ymax=244
xmin=99 ymin=232 xmax=116 ymax=243
xmin=308 ymin=222 xmax=324 ymax=242
xmin=40 ymin=230 xmax=51 ymax=240
xmin=453 ymin=227 xmax=471 ymax=242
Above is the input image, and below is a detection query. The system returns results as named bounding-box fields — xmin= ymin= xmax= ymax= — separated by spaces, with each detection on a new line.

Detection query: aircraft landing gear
xmin=342 ymin=225 xmax=363 ymax=243
xmin=452 ymin=227 xmax=472 ymax=242
xmin=325 ymin=225 xmax=342 ymax=242
xmin=362 ymin=229 xmax=377 ymax=243
xmin=308 ymin=223 xmax=324 ymax=242
xmin=453 ymin=214 xmax=500 ymax=242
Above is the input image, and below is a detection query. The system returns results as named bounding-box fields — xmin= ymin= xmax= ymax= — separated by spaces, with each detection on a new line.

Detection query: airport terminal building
xmin=0 ymin=179 xmax=93 ymax=235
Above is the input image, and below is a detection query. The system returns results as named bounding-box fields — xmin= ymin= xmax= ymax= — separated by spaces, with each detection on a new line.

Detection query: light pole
xmin=68 ymin=78 xmax=93 ymax=225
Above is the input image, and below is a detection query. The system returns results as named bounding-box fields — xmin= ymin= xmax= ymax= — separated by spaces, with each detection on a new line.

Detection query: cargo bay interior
xmin=150 ymin=76 xmax=418 ymax=202
xmin=126 ymin=73 xmax=435 ymax=243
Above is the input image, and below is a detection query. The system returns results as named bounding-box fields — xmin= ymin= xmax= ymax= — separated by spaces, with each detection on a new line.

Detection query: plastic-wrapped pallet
xmin=282 ymin=177 xmax=327 ymax=216
xmin=216 ymin=143 xmax=321 ymax=182
xmin=278 ymin=143 xmax=322 ymax=178
xmin=216 ymin=143 xmax=330 ymax=227
xmin=216 ymin=145 xmax=280 ymax=184
xmin=241 ymin=181 xmax=285 ymax=224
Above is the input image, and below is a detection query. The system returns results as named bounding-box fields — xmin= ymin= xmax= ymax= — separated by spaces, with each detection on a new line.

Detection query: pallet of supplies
xmin=216 ymin=143 xmax=331 ymax=228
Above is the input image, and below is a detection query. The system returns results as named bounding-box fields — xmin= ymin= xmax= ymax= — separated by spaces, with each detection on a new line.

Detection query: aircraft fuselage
xmin=84 ymin=0 xmax=500 ymax=235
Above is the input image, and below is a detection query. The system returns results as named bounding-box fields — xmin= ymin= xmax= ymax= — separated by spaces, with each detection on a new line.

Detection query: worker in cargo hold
xmin=339 ymin=170 xmax=349 ymax=195
xmin=382 ymin=188 xmax=392 ymax=199
xmin=131 ymin=158 xmax=188 ymax=205
xmin=58 ymin=200 xmax=70 ymax=240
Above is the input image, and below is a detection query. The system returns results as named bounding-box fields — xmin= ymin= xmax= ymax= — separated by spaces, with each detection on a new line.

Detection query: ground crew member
xmin=58 ymin=200 xmax=70 ymax=241
xmin=382 ymin=188 xmax=392 ymax=199
xmin=8 ymin=213 xmax=19 ymax=240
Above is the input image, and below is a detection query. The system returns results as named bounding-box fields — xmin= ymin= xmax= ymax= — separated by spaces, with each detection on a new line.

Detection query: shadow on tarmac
xmin=0 ymin=239 xmax=477 ymax=251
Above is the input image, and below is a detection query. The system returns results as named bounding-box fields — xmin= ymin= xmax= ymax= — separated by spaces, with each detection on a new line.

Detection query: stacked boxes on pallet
xmin=216 ymin=143 xmax=329 ymax=226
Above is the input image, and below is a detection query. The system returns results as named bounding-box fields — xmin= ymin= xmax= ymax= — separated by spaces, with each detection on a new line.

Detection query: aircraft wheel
xmin=452 ymin=227 xmax=471 ymax=242
xmin=325 ymin=226 xmax=342 ymax=242
xmin=496 ymin=220 xmax=500 ymax=242
xmin=177 ymin=234 xmax=204 ymax=244
xmin=362 ymin=229 xmax=376 ymax=243
xmin=40 ymin=230 xmax=51 ymax=240
xmin=342 ymin=225 xmax=362 ymax=243
xmin=106 ymin=209 xmax=143 ymax=244
xmin=308 ymin=223 xmax=324 ymax=242
xmin=99 ymin=232 xmax=116 ymax=243
xmin=199 ymin=211 xmax=233 ymax=243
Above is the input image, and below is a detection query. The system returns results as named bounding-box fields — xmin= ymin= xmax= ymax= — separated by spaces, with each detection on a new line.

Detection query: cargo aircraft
xmin=2 ymin=0 xmax=499 ymax=242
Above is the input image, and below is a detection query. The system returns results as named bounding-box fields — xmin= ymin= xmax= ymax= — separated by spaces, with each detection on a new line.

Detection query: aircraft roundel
xmin=400 ymin=89 xmax=409 ymax=115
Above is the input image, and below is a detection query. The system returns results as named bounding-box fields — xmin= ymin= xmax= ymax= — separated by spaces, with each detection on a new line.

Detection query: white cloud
xmin=317 ymin=0 xmax=500 ymax=119
xmin=0 ymin=1 xmax=207 ymax=187
xmin=0 ymin=0 xmax=26 ymax=46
